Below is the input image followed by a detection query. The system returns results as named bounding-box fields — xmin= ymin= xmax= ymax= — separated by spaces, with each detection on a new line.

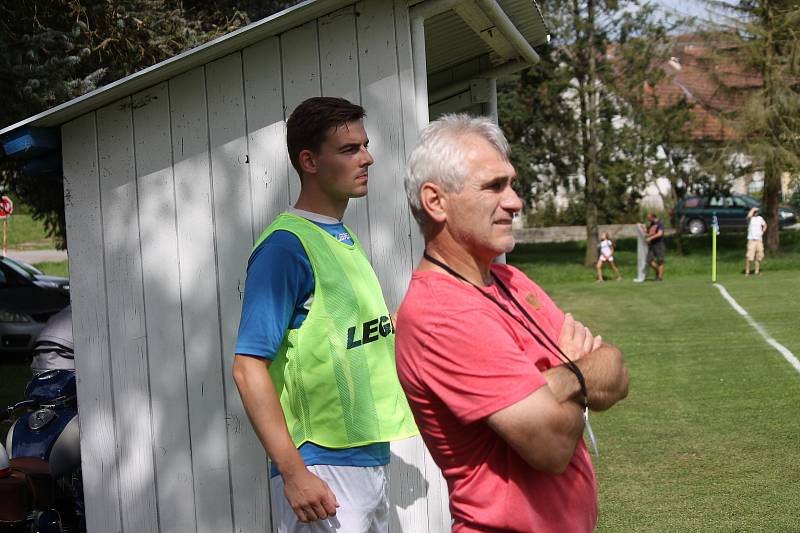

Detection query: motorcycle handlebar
xmin=3 ymin=400 xmax=37 ymax=420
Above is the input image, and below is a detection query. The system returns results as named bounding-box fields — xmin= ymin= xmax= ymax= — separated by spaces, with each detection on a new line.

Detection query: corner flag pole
xmin=711 ymin=213 xmax=719 ymax=282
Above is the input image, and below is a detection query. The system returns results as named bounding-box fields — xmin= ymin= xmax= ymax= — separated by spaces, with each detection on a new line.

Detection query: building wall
xmin=60 ymin=1 xmax=447 ymax=531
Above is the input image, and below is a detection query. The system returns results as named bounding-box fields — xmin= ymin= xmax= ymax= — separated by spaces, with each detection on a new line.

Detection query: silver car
xmin=0 ymin=256 xmax=69 ymax=357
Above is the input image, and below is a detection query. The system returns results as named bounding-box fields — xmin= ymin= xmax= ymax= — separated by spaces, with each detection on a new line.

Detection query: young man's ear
xmin=420 ymin=182 xmax=448 ymax=224
xmin=298 ymin=149 xmax=318 ymax=176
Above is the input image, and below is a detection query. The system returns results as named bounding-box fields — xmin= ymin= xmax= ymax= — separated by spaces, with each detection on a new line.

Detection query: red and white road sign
xmin=0 ymin=196 xmax=13 ymax=219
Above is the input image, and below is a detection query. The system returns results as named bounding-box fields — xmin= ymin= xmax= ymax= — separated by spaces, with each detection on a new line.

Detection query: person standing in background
xmin=745 ymin=207 xmax=767 ymax=276
xmin=645 ymin=213 xmax=666 ymax=281
xmin=595 ymin=231 xmax=622 ymax=282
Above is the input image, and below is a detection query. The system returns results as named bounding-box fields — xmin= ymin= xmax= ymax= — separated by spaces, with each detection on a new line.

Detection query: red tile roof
xmin=647 ymin=34 xmax=762 ymax=141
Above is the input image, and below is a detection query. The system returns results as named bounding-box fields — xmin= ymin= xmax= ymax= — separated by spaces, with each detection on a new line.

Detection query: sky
xmin=656 ymin=0 xmax=713 ymax=18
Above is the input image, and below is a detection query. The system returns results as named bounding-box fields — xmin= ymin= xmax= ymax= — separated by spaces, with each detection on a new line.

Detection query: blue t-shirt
xmin=235 ymin=209 xmax=389 ymax=477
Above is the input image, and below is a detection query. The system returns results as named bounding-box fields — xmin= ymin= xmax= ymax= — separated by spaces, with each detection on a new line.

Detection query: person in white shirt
xmin=595 ymin=231 xmax=622 ymax=282
xmin=745 ymin=207 xmax=767 ymax=276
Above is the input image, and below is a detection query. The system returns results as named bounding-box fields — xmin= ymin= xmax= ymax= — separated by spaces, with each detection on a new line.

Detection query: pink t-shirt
xmin=395 ymin=264 xmax=597 ymax=533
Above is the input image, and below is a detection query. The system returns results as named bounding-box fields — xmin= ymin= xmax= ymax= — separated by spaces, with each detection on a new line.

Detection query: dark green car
xmin=674 ymin=194 xmax=798 ymax=235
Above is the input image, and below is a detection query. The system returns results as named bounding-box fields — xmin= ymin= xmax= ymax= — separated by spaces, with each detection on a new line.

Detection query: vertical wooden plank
xmin=395 ymin=6 xmax=451 ymax=526
xmin=393 ymin=0 xmax=426 ymax=266
xmin=169 ymin=67 xmax=234 ymax=533
xmin=356 ymin=0 xmax=413 ymax=312
xmin=355 ymin=1 xmax=432 ymax=532
xmin=132 ymin=82 xmax=197 ymax=533
xmin=62 ymin=114 xmax=123 ymax=533
xmin=280 ymin=20 xmax=322 ymax=203
xmin=243 ymin=37 xmax=290 ymax=239
xmin=96 ymin=98 xmax=159 ymax=532
xmin=318 ymin=6 xmax=372 ymax=258
xmin=207 ymin=52 xmax=272 ymax=533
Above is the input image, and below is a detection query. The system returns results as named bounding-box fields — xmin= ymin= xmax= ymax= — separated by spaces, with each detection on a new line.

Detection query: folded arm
xmin=544 ymin=343 xmax=629 ymax=411
xmin=486 ymin=383 xmax=584 ymax=474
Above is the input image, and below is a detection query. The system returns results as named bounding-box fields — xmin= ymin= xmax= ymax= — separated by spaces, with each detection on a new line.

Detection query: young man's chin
xmin=350 ymin=187 xmax=369 ymax=198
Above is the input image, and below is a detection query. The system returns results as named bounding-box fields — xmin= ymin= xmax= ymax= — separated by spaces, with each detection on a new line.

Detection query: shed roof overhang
xmin=0 ymin=0 xmax=548 ymax=138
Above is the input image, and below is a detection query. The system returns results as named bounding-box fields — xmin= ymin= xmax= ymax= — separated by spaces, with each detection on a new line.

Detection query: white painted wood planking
xmin=96 ymin=98 xmax=159 ymax=532
xmin=61 ymin=114 xmax=124 ymax=533
xmin=318 ymin=5 xmax=372 ymax=258
xmin=132 ymin=82 xmax=198 ymax=533
xmin=355 ymin=2 xmax=432 ymax=532
xmin=280 ymin=20 xmax=322 ymax=204
xmin=169 ymin=66 xmax=234 ymax=533
xmin=356 ymin=0 xmax=414 ymax=312
xmin=243 ymin=37 xmax=291 ymax=240
xmin=393 ymin=0 xmax=427 ymax=266
xmin=389 ymin=7 xmax=453 ymax=524
xmin=206 ymin=51 xmax=273 ymax=533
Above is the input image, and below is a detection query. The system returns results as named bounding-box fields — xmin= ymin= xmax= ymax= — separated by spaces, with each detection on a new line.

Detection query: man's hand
xmin=282 ymin=466 xmax=339 ymax=523
xmin=232 ymin=355 xmax=339 ymax=522
xmin=558 ymin=313 xmax=602 ymax=362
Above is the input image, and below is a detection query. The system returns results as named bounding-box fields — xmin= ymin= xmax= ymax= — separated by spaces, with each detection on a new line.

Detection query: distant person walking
xmin=745 ymin=207 xmax=767 ymax=276
xmin=645 ymin=213 xmax=666 ymax=281
xmin=595 ymin=231 xmax=622 ymax=282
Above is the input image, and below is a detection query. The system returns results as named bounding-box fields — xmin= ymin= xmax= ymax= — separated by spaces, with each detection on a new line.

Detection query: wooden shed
xmin=1 ymin=1 xmax=547 ymax=531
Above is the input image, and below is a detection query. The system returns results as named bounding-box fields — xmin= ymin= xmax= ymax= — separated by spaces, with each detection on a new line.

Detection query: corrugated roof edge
xmin=0 ymin=0 xmax=350 ymax=136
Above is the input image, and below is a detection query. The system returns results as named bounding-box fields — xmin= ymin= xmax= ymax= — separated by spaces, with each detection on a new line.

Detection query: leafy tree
xmin=705 ymin=0 xmax=800 ymax=253
xmin=501 ymin=0 xmax=680 ymax=264
xmin=0 ymin=0 xmax=299 ymax=247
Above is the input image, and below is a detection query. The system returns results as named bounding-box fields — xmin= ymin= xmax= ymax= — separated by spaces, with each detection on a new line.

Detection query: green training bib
xmin=254 ymin=213 xmax=418 ymax=449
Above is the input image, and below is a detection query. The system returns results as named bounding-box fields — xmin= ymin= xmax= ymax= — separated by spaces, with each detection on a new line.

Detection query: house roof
xmin=0 ymin=0 xmax=548 ymax=138
xmin=649 ymin=34 xmax=765 ymax=141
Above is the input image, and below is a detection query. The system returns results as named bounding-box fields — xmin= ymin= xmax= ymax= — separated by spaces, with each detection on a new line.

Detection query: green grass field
xmin=508 ymin=236 xmax=800 ymax=531
xmin=35 ymin=260 xmax=69 ymax=278
xmin=2 ymin=214 xmax=55 ymax=249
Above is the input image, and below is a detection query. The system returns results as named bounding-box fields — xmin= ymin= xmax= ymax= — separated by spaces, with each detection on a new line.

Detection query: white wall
xmin=61 ymin=1 xmax=449 ymax=531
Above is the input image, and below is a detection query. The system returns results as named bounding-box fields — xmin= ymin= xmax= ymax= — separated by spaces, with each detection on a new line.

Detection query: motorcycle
xmin=0 ymin=306 xmax=84 ymax=533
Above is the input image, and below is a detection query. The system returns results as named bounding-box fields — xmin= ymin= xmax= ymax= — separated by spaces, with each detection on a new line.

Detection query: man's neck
xmin=422 ymin=236 xmax=494 ymax=287
xmin=294 ymin=189 xmax=348 ymax=221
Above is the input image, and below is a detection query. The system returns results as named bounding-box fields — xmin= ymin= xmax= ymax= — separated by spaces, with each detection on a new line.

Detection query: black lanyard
xmin=422 ymin=251 xmax=588 ymax=409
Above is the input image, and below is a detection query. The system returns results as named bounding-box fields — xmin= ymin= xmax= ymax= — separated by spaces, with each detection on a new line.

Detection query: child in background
xmin=596 ymin=231 xmax=622 ymax=282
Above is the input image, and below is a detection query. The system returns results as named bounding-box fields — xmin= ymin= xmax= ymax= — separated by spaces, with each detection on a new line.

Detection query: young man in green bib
xmin=233 ymin=97 xmax=417 ymax=533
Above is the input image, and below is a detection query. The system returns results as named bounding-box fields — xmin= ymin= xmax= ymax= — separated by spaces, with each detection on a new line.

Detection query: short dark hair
xmin=286 ymin=97 xmax=366 ymax=176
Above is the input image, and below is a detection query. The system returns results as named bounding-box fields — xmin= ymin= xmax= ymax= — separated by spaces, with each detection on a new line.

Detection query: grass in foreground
xmin=506 ymin=254 xmax=800 ymax=530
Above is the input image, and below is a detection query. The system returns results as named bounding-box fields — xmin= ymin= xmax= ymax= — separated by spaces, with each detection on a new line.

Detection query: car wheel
xmin=687 ymin=218 xmax=706 ymax=235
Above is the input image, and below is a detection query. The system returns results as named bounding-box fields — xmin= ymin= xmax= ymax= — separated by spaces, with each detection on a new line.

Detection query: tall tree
xmin=707 ymin=0 xmax=800 ymax=253
xmin=0 ymin=0 xmax=299 ymax=246
xmin=501 ymin=0 xmax=677 ymax=265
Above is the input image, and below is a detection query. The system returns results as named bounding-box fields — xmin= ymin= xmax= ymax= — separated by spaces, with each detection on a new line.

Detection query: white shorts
xmin=270 ymin=464 xmax=390 ymax=533
xmin=599 ymin=255 xmax=614 ymax=263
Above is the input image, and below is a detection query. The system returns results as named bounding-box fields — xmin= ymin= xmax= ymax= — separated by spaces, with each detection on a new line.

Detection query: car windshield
xmin=740 ymin=196 xmax=760 ymax=207
xmin=0 ymin=257 xmax=38 ymax=280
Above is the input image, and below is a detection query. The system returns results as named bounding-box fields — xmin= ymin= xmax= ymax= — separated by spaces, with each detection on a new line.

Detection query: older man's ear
xmin=419 ymin=182 xmax=448 ymax=224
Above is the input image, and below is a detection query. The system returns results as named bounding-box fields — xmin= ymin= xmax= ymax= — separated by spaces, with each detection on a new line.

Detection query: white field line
xmin=714 ymin=283 xmax=800 ymax=374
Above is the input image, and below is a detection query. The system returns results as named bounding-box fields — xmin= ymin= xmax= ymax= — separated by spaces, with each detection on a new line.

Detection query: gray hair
xmin=404 ymin=114 xmax=511 ymax=228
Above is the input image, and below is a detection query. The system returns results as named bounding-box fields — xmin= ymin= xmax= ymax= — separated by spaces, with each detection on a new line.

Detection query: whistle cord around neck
xmin=422 ymin=250 xmax=588 ymax=409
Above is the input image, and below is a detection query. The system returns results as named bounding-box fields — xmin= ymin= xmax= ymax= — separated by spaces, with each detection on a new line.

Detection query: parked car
xmin=0 ymin=256 xmax=70 ymax=357
xmin=674 ymin=194 xmax=799 ymax=235
xmin=2 ymin=256 xmax=70 ymax=291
